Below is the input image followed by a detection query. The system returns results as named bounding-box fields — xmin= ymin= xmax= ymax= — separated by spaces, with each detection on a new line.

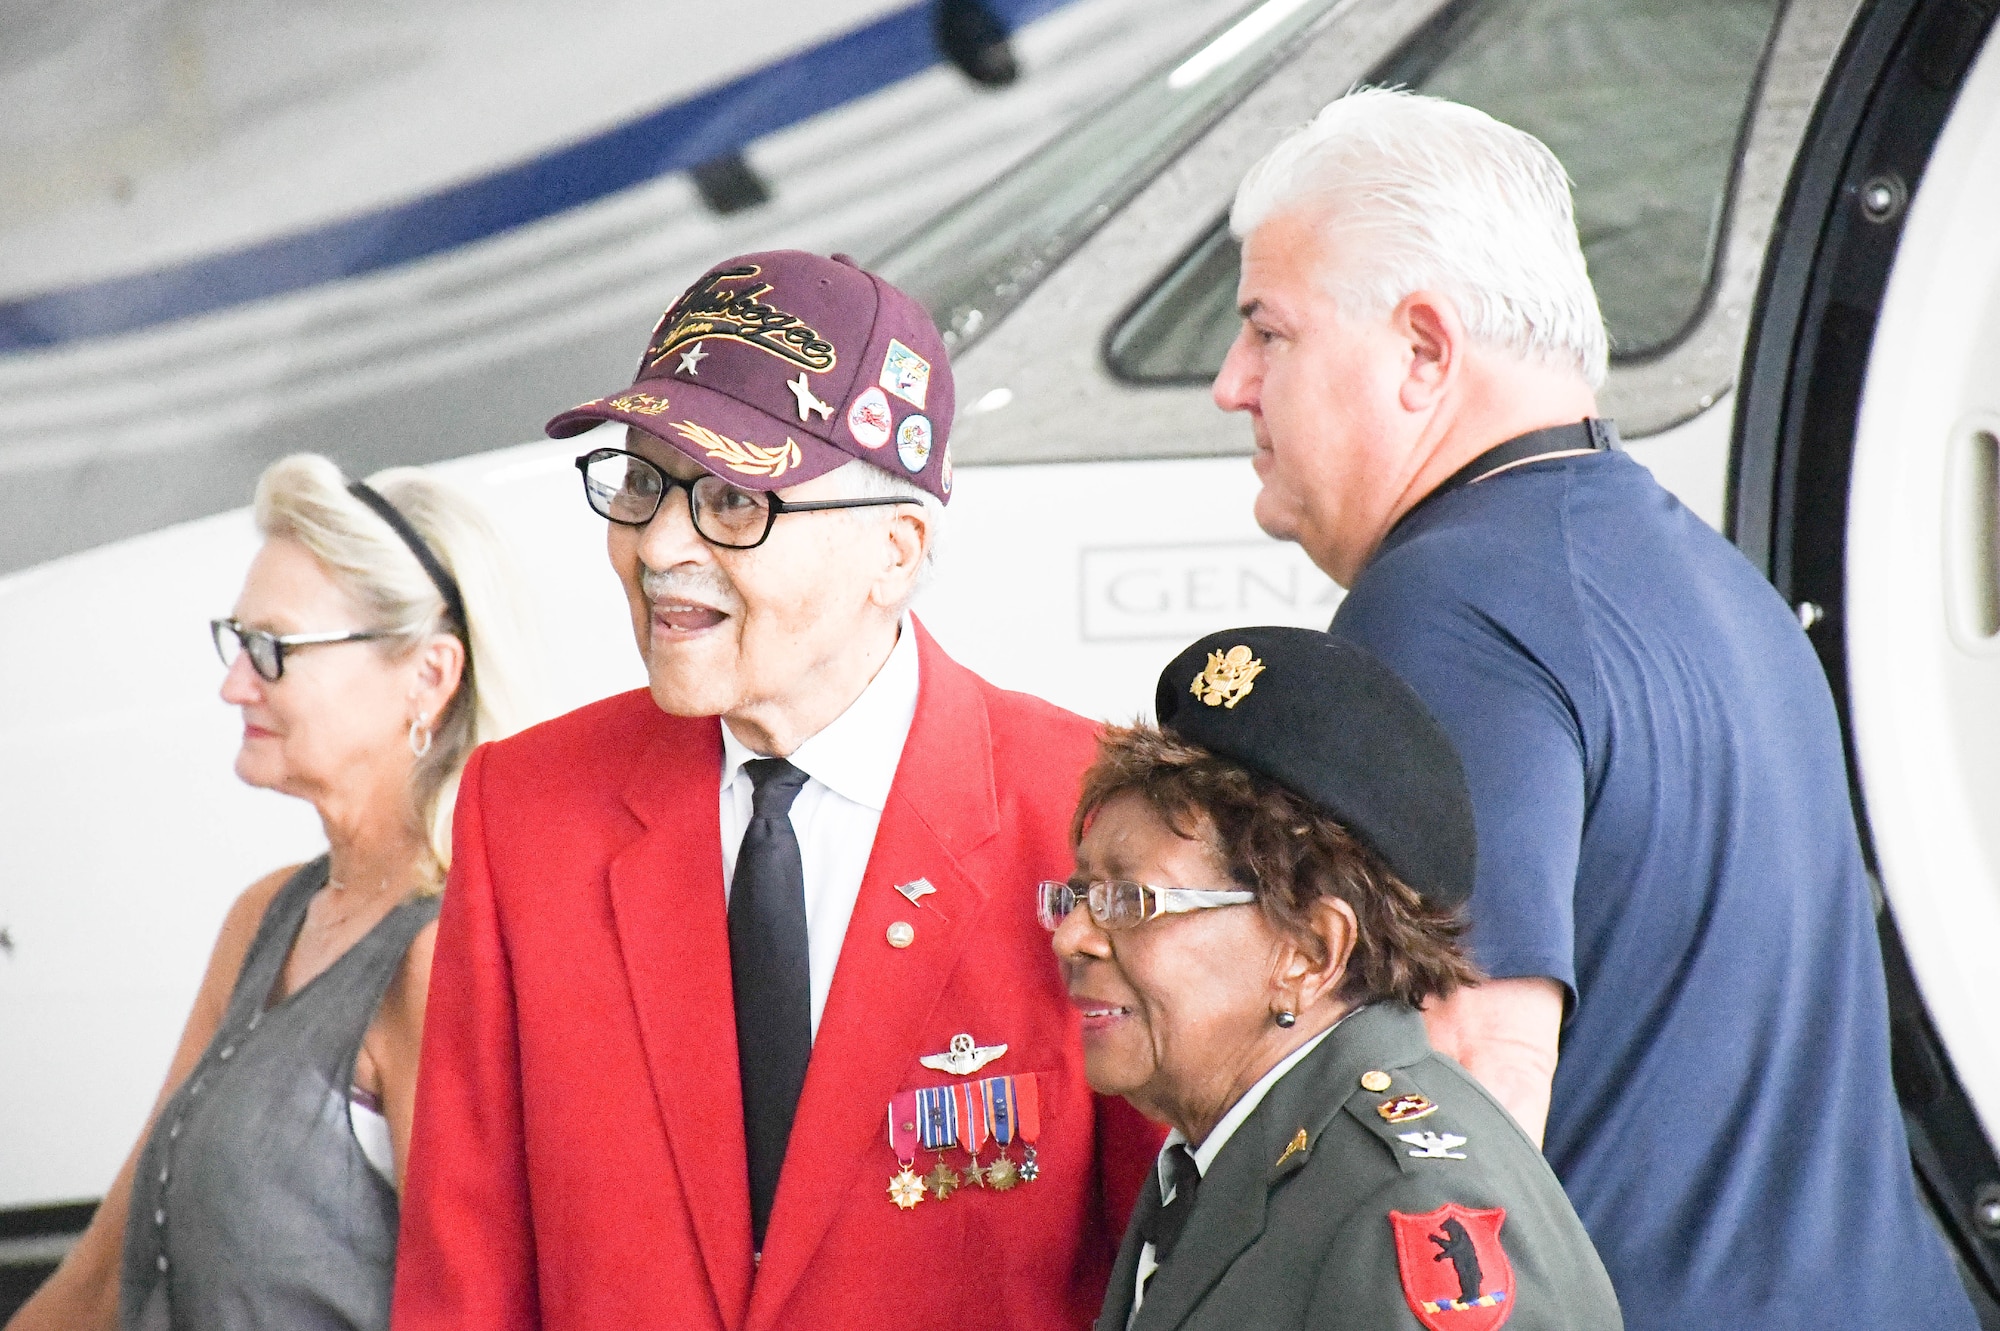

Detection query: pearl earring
xmin=1275 ymin=1010 xmax=1297 ymax=1028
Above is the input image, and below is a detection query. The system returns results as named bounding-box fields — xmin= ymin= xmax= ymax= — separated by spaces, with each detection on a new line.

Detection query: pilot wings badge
xmin=920 ymin=1033 xmax=1007 ymax=1076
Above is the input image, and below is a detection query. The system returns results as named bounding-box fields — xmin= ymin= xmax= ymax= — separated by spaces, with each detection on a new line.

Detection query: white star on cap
xmin=677 ymin=343 xmax=707 ymax=376
xmin=788 ymin=372 xmax=833 ymax=422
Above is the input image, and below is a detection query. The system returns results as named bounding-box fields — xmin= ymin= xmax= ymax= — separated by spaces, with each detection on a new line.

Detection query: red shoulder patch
xmin=1388 ymin=1204 xmax=1516 ymax=1331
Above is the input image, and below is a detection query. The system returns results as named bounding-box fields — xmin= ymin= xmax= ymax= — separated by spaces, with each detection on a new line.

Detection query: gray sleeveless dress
xmin=121 ymin=858 xmax=441 ymax=1331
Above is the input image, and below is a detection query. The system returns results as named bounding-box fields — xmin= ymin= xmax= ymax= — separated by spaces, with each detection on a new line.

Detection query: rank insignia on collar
xmin=1274 ymin=1127 xmax=1309 ymax=1170
xmin=921 ymin=1032 xmax=1007 ymax=1076
xmin=1378 ymin=1093 xmax=1438 ymax=1124
xmin=1398 ymin=1131 xmax=1468 ymax=1160
xmin=1192 ymin=645 xmax=1264 ymax=709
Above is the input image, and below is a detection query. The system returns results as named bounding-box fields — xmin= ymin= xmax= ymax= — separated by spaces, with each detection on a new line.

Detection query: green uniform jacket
xmin=1096 ymin=1004 xmax=1622 ymax=1331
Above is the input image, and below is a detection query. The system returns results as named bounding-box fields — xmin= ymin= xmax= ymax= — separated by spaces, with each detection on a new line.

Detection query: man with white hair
xmin=1214 ymin=90 xmax=1978 ymax=1330
xmin=392 ymin=251 xmax=1162 ymax=1330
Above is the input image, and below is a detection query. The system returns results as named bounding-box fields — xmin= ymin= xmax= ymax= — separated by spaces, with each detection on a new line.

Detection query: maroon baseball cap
xmin=547 ymin=250 xmax=956 ymax=502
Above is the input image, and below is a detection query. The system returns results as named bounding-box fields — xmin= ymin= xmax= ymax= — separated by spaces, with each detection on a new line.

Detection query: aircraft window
xmin=1106 ymin=0 xmax=1787 ymax=383
xmin=872 ymin=0 xmax=1354 ymax=352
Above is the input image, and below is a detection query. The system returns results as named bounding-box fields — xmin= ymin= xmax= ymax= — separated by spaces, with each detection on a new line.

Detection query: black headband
xmin=347 ymin=480 xmax=468 ymax=638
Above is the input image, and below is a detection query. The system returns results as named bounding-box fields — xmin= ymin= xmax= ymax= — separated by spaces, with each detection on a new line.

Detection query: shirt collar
xmin=1160 ymin=1009 xmax=1357 ymax=1183
xmin=719 ymin=616 xmax=920 ymax=811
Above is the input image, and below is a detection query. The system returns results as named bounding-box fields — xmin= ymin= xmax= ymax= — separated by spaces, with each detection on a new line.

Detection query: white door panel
xmin=1845 ymin=28 xmax=2000 ymax=1138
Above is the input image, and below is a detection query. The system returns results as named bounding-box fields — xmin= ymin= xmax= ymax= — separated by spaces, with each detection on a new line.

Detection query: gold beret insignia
xmin=1191 ymin=644 xmax=1265 ymax=709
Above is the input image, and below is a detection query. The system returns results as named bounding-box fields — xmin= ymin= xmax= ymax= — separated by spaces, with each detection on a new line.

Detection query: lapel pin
xmin=1275 ymin=1127 xmax=1310 ymax=1170
xmin=894 ymin=877 xmax=949 ymax=922
xmin=921 ymin=1032 xmax=1007 ymax=1076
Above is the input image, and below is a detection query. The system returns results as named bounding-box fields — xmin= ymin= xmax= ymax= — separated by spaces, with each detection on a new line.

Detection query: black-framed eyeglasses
xmin=210 ymin=617 xmax=390 ymax=683
xmin=1036 ymin=879 xmax=1257 ymax=932
xmin=574 ymin=447 xmax=919 ymax=550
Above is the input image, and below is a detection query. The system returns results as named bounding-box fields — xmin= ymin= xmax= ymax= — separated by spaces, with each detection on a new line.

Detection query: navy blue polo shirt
xmin=1331 ymin=448 xmax=1975 ymax=1330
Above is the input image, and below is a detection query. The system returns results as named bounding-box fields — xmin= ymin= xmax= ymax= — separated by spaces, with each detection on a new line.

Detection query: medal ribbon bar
xmin=915 ymin=1084 xmax=960 ymax=1151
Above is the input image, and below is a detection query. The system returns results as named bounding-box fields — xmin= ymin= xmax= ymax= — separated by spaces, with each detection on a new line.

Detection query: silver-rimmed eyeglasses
xmin=211 ymin=618 xmax=390 ymax=683
xmin=575 ymin=447 xmax=919 ymax=550
xmin=1037 ymin=879 xmax=1257 ymax=932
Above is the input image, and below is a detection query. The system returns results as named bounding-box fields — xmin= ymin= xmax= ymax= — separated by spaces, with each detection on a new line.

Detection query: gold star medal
xmin=952 ymin=1079 xmax=992 ymax=1188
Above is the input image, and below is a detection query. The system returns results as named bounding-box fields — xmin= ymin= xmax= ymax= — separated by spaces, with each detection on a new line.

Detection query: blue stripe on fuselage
xmin=0 ymin=0 xmax=1067 ymax=352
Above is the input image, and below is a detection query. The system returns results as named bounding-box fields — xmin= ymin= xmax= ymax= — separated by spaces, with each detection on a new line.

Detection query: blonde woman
xmin=7 ymin=455 xmax=538 ymax=1331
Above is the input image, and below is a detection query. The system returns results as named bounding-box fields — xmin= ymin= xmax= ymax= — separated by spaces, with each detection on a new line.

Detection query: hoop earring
xmin=408 ymin=715 xmax=433 ymax=758
xmin=1275 ymin=1010 xmax=1297 ymax=1029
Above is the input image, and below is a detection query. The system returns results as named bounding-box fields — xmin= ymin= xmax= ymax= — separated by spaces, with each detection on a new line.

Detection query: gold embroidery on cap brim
xmin=607 ymin=392 xmax=671 ymax=416
xmin=1192 ymin=645 xmax=1265 ymax=709
xmin=670 ymin=420 xmax=803 ymax=479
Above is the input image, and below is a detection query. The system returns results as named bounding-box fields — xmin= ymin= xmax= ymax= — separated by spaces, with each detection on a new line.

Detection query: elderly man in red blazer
xmin=393 ymin=251 xmax=1161 ymax=1331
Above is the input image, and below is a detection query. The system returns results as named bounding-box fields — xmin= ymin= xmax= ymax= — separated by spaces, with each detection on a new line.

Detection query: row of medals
xmin=890 ymin=1144 xmax=1039 ymax=1209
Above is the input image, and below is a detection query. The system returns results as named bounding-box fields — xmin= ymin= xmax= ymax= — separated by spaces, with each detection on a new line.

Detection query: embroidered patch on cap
xmin=847 ymin=386 xmax=892 ymax=449
xmin=897 ymin=414 xmax=933 ymax=473
xmin=880 ymin=339 xmax=932 ymax=408
xmin=607 ymin=392 xmax=671 ymax=416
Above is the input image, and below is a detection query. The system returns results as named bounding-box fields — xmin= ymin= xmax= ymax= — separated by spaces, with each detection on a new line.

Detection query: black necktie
xmin=729 ymin=757 xmax=813 ymax=1251
xmin=1140 ymin=1144 xmax=1202 ymax=1266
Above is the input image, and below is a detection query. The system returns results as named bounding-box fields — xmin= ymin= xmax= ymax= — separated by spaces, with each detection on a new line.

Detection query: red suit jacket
xmin=394 ymin=624 xmax=1162 ymax=1330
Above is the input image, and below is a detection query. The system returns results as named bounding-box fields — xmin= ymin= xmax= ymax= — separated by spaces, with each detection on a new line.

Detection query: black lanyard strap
xmin=1427 ymin=418 xmax=1619 ymax=505
xmin=1386 ymin=418 xmax=1617 ymax=542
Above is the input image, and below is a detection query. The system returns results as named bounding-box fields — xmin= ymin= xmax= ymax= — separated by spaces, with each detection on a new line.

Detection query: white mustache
xmin=639 ymin=565 xmax=734 ymax=609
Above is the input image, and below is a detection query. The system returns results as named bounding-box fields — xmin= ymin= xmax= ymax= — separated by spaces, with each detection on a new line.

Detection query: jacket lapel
xmin=746 ymin=625 xmax=1001 ymax=1326
xmin=1096 ymin=1169 xmax=1163 ymax=1331
xmin=605 ymin=714 xmax=756 ymax=1330
xmin=1131 ymin=1008 xmax=1431 ymax=1330
xmin=1129 ymin=1150 xmax=1271 ymax=1331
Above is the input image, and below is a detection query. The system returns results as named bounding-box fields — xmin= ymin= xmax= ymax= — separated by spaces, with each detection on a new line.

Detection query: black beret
xmin=1153 ymin=626 xmax=1476 ymax=910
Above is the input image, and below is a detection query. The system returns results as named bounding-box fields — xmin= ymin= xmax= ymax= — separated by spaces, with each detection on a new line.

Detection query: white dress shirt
xmin=1129 ymin=1022 xmax=1341 ymax=1325
xmin=719 ymin=619 xmax=920 ymax=1040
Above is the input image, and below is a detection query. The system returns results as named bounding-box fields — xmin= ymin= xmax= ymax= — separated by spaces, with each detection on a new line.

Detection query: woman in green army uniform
xmin=1043 ymin=626 xmax=1620 ymax=1331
